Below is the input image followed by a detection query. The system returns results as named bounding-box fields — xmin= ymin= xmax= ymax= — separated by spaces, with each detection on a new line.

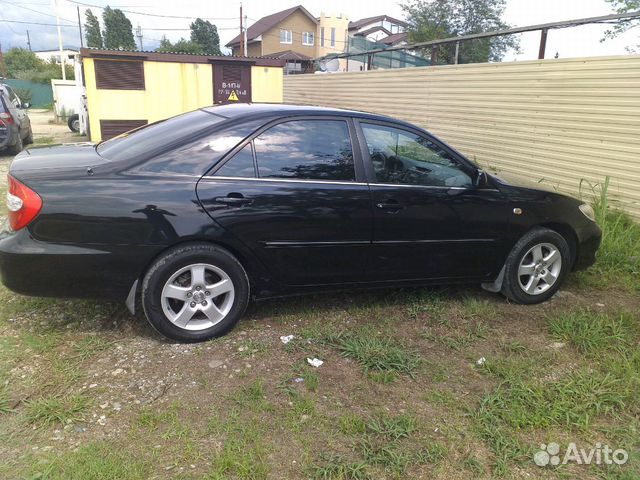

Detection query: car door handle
xmin=376 ymin=200 xmax=403 ymax=211
xmin=214 ymin=194 xmax=253 ymax=206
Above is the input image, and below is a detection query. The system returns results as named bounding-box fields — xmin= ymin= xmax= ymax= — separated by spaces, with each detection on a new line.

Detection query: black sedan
xmin=0 ymin=104 xmax=601 ymax=342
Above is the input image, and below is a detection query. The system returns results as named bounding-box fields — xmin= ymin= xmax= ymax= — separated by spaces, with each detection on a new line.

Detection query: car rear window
xmin=0 ymin=92 xmax=7 ymax=113
xmin=96 ymin=110 xmax=225 ymax=162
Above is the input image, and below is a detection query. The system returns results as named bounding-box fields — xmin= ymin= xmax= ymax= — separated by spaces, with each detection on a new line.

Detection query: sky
xmin=0 ymin=0 xmax=637 ymax=60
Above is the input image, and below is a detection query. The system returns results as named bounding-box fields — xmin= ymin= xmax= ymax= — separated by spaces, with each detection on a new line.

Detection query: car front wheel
xmin=501 ymin=227 xmax=571 ymax=304
xmin=141 ymin=243 xmax=250 ymax=342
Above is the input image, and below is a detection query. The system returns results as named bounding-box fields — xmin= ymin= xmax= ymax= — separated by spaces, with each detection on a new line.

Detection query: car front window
xmin=361 ymin=123 xmax=472 ymax=188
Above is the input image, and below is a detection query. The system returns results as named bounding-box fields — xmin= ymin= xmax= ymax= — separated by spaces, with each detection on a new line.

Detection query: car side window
xmin=214 ymin=143 xmax=255 ymax=178
xmin=253 ymin=119 xmax=355 ymax=181
xmin=6 ymin=87 xmax=19 ymax=106
xmin=361 ymin=123 xmax=472 ymax=188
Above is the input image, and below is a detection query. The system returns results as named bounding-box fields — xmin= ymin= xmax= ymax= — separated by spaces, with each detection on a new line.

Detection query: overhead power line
xmin=0 ymin=19 xmax=77 ymax=27
xmin=0 ymin=0 xmax=77 ymax=24
xmin=66 ymin=0 xmax=238 ymax=21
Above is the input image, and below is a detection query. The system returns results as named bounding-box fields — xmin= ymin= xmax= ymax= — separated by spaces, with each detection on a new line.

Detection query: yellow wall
xmin=317 ymin=13 xmax=349 ymax=60
xmin=85 ymin=59 xmax=284 ymax=141
xmin=85 ymin=58 xmax=213 ymax=141
xmin=251 ymin=66 xmax=283 ymax=103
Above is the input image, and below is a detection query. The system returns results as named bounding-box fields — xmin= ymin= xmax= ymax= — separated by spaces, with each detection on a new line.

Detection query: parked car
xmin=0 ymin=104 xmax=601 ymax=342
xmin=0 ymin=83 xmax=33 ymax=154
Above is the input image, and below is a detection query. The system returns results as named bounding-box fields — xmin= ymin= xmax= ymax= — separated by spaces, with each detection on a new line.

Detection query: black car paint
xmin=0 ymin=104 xmax=601 ymax=304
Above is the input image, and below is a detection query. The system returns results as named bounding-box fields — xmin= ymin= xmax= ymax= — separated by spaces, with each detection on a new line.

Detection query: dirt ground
xmin=0 ymin=113 xmax=638 ymax=479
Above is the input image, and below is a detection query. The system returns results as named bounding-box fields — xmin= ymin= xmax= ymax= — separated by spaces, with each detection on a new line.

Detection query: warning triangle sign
xmin=228 ymin=90 xmax=239 ymax=101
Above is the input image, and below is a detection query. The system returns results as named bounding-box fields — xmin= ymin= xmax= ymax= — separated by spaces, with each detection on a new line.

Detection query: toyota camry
xmin=0 ymin=104 xmax=601 ymax=342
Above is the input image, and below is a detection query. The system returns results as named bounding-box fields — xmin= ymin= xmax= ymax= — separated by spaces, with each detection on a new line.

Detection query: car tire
xmin=68 ymin=114 xmax=80 ymax=133
xmin=141 ymin=243 xmax=250 ymax=343
xmin=501 ymin=227 xmax=571 ymax=304
xmin=8 ymin=135 xmax=23 ymax=155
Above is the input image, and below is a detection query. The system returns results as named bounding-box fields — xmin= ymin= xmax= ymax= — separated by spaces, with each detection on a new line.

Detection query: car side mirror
xmin=22 ymin=102 xmax=30 ymax=109
xmin=474 ymin=170 xmax=488 ymax=188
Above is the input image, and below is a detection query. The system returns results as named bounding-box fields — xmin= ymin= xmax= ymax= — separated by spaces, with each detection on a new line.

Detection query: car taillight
xmin=0 ymin=112 xmax=14 ymax=124
xmin=7 ymin=174 xmax=42 ymax=231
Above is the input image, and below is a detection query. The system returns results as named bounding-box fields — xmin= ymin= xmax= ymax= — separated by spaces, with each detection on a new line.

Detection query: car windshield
xmin=96 ymin=110 xmax=225 ymax=162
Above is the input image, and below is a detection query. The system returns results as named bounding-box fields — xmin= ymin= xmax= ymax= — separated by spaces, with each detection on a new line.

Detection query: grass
xmin=365 ymin=413 xmax=417 ymax=440
xmin=207 ymin=405 xmax=271 ymax=479
xmin=315 ymin=326 xmax=422 ymax=379
xmin=312 ymin=413 xmax=440 ymax=479
xmin=33 ymin=136 xmax=57 ymax=145
xmin=25 ymin=394 xmax=91 ymax=427
xmin=71 ymin=335 xmax=114 ymax=361
xmin=549 ymin=310 xmax=633 ymax=355
xmin=578 ymin=176 xmax=640 ymax=291
xmin=310 ymin=454 xmax=369 ymax=480
xmin=475 ymin=307 xmax=640 ymax=475
xmin=0 ymin=174 xmax=639 ymax=479
xmin=26 ymin=442 xmax=150 ymax=479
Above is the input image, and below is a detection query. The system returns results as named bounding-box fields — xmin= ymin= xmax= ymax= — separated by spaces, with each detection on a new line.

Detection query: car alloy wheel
xmin=517 ymin=242 xmax=562 ymax=295
xmin=161 ymin=263 xmax=235 ymax=331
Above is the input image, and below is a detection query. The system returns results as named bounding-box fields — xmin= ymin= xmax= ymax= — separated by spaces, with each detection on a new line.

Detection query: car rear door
xmin=355 ymin=119 xmax=509 ymax=281
xmin=196 ymin=116 xmax=372 ymax=286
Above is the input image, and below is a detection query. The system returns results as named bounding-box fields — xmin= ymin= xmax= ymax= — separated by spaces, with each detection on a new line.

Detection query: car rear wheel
xmin=501 ymin=227 xmax=570 ymax=304
xmin=141 ymin=243 xmax=250 ymax=342
xmin=68 ymin=114 xmax=80 ymax=133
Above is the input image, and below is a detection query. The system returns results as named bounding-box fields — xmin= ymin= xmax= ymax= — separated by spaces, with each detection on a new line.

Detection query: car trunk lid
xmin=9 ymin=143 xmax=108 ymax=179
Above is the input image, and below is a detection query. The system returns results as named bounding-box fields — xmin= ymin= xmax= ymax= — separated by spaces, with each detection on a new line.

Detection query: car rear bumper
xmin=573 ymin=221 xmax=602 ymax=271
xmin=0 ymin=226 xmax=160 ymax=301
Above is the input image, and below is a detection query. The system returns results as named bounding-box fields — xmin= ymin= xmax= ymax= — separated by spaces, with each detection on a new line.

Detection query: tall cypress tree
xmin=190 ymin=19 xmax=221 ymax=55
xmin=84 ymin=9 xmax=103 ymax=48
xmin=102 ymin=6 xmax=136 ymax=50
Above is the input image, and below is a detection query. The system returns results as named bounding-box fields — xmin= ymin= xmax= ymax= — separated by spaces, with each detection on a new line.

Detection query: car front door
xmin=356 ymin=120 xmax=509 ymax=281
xmin=197 ymin=116 xmax=372 ymax=286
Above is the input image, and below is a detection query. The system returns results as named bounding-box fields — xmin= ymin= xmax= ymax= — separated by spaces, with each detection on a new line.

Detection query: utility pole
xmin=77 ymin=6 xmax=84 ymax=48
xmin=538 ymin=28 xmax=548 ymax=59
xmin=135 ymin=24 xmax=143 ymax=50
xmin=239 ymin=3 xmax=243 ymax=57
xmin=27 ymin=30 xmax=32 ymax=51
xmin=243 ymin=14 xmax=248 ymax=56
xmin=54 ymin=0 xmax=66 ymax=80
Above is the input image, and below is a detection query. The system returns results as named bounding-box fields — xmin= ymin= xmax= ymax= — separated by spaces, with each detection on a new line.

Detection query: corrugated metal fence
xmin=284 ymin=55 xmax=640 ymax=220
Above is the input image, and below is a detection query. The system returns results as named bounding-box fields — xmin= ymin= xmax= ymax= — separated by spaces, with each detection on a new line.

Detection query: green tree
xmin=4 ymin=48 xmax=73 ymax=83
xmin=4 ymin=48 xmax=42 ymax=75
xmin=84 ymin=9 xmax=103 ymax=48
xmin=155 ymin=36 xmax=205 ymax=54
xmin=190 ymin=18 xmax=221 ymax=54
xmin=602 ymin=0 xmax=639 ymax=53
xmin=402 ymin=0 xmax=520 ymax=64
xmin=102 ymin=6 xmax=136 ymax=50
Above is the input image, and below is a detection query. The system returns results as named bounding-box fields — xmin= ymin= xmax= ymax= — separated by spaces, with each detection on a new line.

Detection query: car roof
xmin=201 ymin=103 xmax=417 ymax=129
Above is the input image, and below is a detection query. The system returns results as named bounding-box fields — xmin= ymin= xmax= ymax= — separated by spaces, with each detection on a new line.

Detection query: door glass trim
xmin=208 ymin=115 xmax=366 ymax=183
xmin=204 ymin=175 xmax=368 ymax=187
